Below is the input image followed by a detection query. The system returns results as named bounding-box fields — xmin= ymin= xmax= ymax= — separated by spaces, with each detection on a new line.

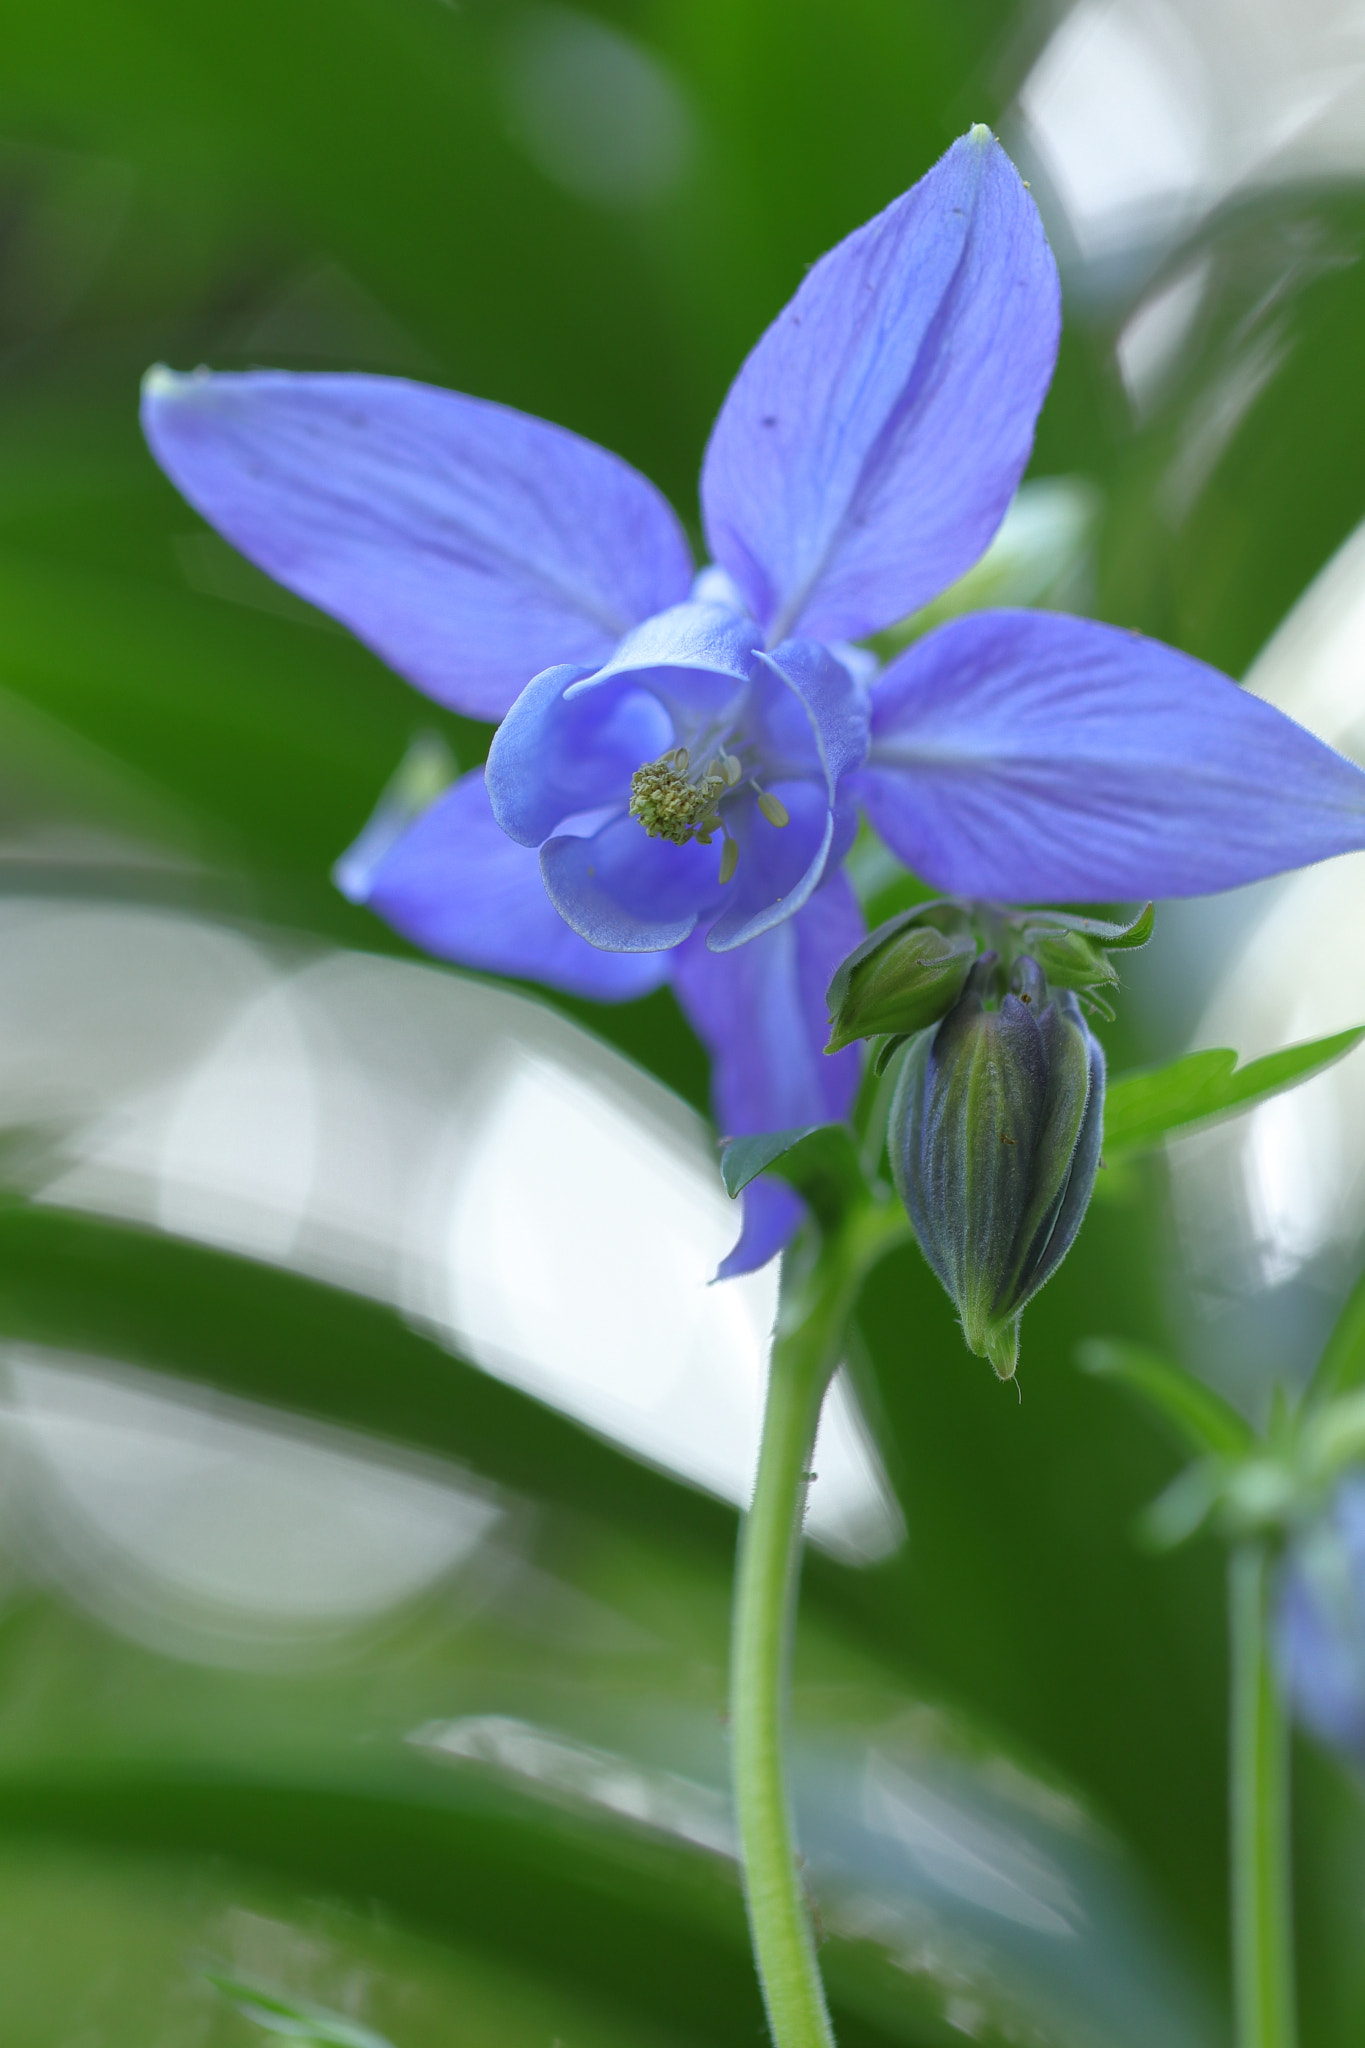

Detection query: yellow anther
xmin=755 ymin=787 xmax=790 ymax=828
xmin=719 ymin=837 xmax=739 ymax=885
xmin=630 ymin=757 xmax=714 ymax=843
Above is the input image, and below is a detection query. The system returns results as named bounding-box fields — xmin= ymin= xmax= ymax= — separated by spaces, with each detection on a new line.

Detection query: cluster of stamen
xmin=628 ymin=744 xmax=789 ymax=883
xmin=629 ymin=747 xmax=738 ymax=845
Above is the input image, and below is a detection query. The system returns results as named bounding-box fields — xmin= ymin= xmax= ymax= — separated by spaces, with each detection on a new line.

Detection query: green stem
xmin=730 ymin=1201 xmax=907 ymax=2048
xmin=1229 ymin=1541 xmax=1297 ymax=2048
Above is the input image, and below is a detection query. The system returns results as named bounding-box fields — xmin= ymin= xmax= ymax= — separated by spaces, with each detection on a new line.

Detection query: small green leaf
xmin=1103 ymin=1027 xmax=1365 ymax=1158
xmin=720 ymin=1123 xmax=866 ymax=1233
xmin=1077 ymin=1338 xmax=1254 ymax=1458
xmin=720 ymin=1125 xmax=828 ymax=1198
xmin=206 ymin=1975 xmax=395 ymax=2048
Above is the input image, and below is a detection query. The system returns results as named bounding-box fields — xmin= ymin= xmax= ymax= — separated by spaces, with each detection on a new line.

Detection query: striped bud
xmin=890 ymin=954 xmax=1105 ymax=1379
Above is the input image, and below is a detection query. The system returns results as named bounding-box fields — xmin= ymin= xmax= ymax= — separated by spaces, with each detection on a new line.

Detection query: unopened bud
xmin=1013 ymin=923 xmax=1118 ymax=994
xmin=825 ymin=908 xmax=978 ymax=1054
xmin=890 ymin=954 xmax=1105 ymax=1379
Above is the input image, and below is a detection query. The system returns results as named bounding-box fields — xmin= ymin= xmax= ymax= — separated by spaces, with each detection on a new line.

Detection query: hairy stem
xmin=730 ymin=1202 xmax=907 ymax=2048
xmin=1229 ymin=1541 xmax=1297 ymax=2048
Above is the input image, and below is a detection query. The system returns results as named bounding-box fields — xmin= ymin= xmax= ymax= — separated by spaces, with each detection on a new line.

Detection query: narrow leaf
xmin=1103 ymin=1027 xmax=1365 ymax=1157
xmin=1017 ymin=901 xmax=1153 ymax=949
xmin=1077 ymin=1338 xmax=1254 ymax=1457
xmin=206 ymin=1976 xmax=395 ymax=2048
xmin=873 ymin=1032 xmax=911 ymax=1077
xmin=1101 ymin=901 xmax=1155 ymax=950
xmin=1307 ymin=1258 xmax=1365 ymax=1407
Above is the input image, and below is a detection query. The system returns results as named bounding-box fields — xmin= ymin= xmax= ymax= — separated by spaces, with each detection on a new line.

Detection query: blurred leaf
xmin=207 ymin=1975 xmax=396 ymax=2048
xmin=1301 ymin=1387 xmax=1365 ymax=1484
xmin=1136 ymin=1460 xmax=1223 ymax=1553
xmin=1103 ymin=1028 xmax=1365 ymax=1158
xmin=1077 ymin=1338 xmax=1254 ymax=1458
xmin=1307 ymin=1257 xmax=1365 ymax=1407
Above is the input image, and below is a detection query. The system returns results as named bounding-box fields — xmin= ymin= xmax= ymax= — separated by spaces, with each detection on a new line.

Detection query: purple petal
xmin=541 ymin=808 xmax=722 ymax=951
xmin=486 ymin=663 xmax=671 ymax=847
xmin=705 ymin=779 xmax=834 ymax=952
xmin=360 ymin=768 xmax=670 ymax=1000
xmin=857 ymin=609 xmax=1365 ymax=900
xmin=700 ymin=129 xmax=1059 ymax=646
xmin=673 ymin=872 xmax=865 ymax=1135
xmin=566 ymin=600 xmax=763 ymax=722
xmin=755 ymin=639 xmax=870 ymax=794
xmin=715 ymin=1175 xmax=807 ymax=1280
xmin=141 ymin=368 xmax=694 ymax=721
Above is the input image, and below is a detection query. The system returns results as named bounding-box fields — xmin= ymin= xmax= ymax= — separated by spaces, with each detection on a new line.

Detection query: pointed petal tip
xmin=968 ymin=121 xmax=994 ymax=146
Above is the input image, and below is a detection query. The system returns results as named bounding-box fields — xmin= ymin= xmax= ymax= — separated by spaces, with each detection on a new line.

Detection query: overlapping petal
xmin=700 ymin=129 xmax=1059 ymax=647
xmin=856 ymin=609 xmax=1365 ymax=901
xmin=141 ymin=368 xmax=694 ymax=721
xmin=541 ymin=810 xmax=722 ymax=951
xmin=672 ymin=873 xmax=865 ymax=1137
xmin=705 ymin=779 xmax=834 ymax=953
xmin=754 ymin=640 xmax=870 ymax=793
xmin=485 ymin=663 xmax=669 ymax=846
xmin=564 ymin=601 xmax=762 ymax=717
xmin=360 ymin=769 xmax=670 ymax=1000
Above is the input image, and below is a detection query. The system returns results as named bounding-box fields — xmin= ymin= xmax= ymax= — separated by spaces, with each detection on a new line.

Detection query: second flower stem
xmin=730 ymin=1201 xmax=907 ymax=2048
xmin=1229 ymin=1540 xmax=1297 ymax=2048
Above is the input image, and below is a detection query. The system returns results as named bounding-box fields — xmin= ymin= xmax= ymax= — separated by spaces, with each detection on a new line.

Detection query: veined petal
xmin=756 ymin=638 xmax=870 ymax=795
xmin=565 ymin=600 xmax=763 ymax=724
xmin=141 ymin=368 xmax=694 ymax=721
xmin=359 ymin=769 xmax=670 ymax=1000
xmin=705 ymin=779 xmax=834 ymax=952
xmin=541 ymin=809 xmax=722 ymax=951
xmin=857 ymin=610 xmax=1365 ymax=901
xmin=715 ymin=1176 xmax=807 ymax=1281
xmin=700 ymin=129 xmax=1059 ymax=646
xmin=486 ymin=663 xmax=671 ymax=847
xmin=673 ymin=872 xmax=865 ymax=1135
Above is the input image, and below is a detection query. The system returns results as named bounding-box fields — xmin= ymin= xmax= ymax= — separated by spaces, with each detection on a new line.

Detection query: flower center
xmin=629 ymin=747 xmax=733 ymax=846
xmin=628 ymin=744 xmax=789 ymax=885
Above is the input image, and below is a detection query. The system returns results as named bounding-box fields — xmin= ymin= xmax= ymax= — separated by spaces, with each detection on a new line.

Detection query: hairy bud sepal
xmin=1013 ymin=923 xmax=1118 ymax=995
xmin=825 ymin=904 xmax=977 ymax=1053
xmin=890 ymin=955 xmax=1105 ymax=1378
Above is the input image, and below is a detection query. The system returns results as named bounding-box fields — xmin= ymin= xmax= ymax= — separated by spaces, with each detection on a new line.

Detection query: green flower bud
xmin=1012 ymin=923 xmax=1118 ymax=994
xmin=890 ymin=954 xmax=1105 ymax=1379
xmin=825 ymin=906 xmax=978 ymax=1054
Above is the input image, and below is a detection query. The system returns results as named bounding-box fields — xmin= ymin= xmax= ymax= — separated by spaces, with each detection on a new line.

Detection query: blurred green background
xmin=1 ymin=1 xmax=1364 ymax=2043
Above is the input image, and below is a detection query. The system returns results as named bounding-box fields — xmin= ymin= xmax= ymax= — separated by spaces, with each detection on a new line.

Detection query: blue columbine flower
xmin=140 ymin=126 xmax=1365 ymax=1274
